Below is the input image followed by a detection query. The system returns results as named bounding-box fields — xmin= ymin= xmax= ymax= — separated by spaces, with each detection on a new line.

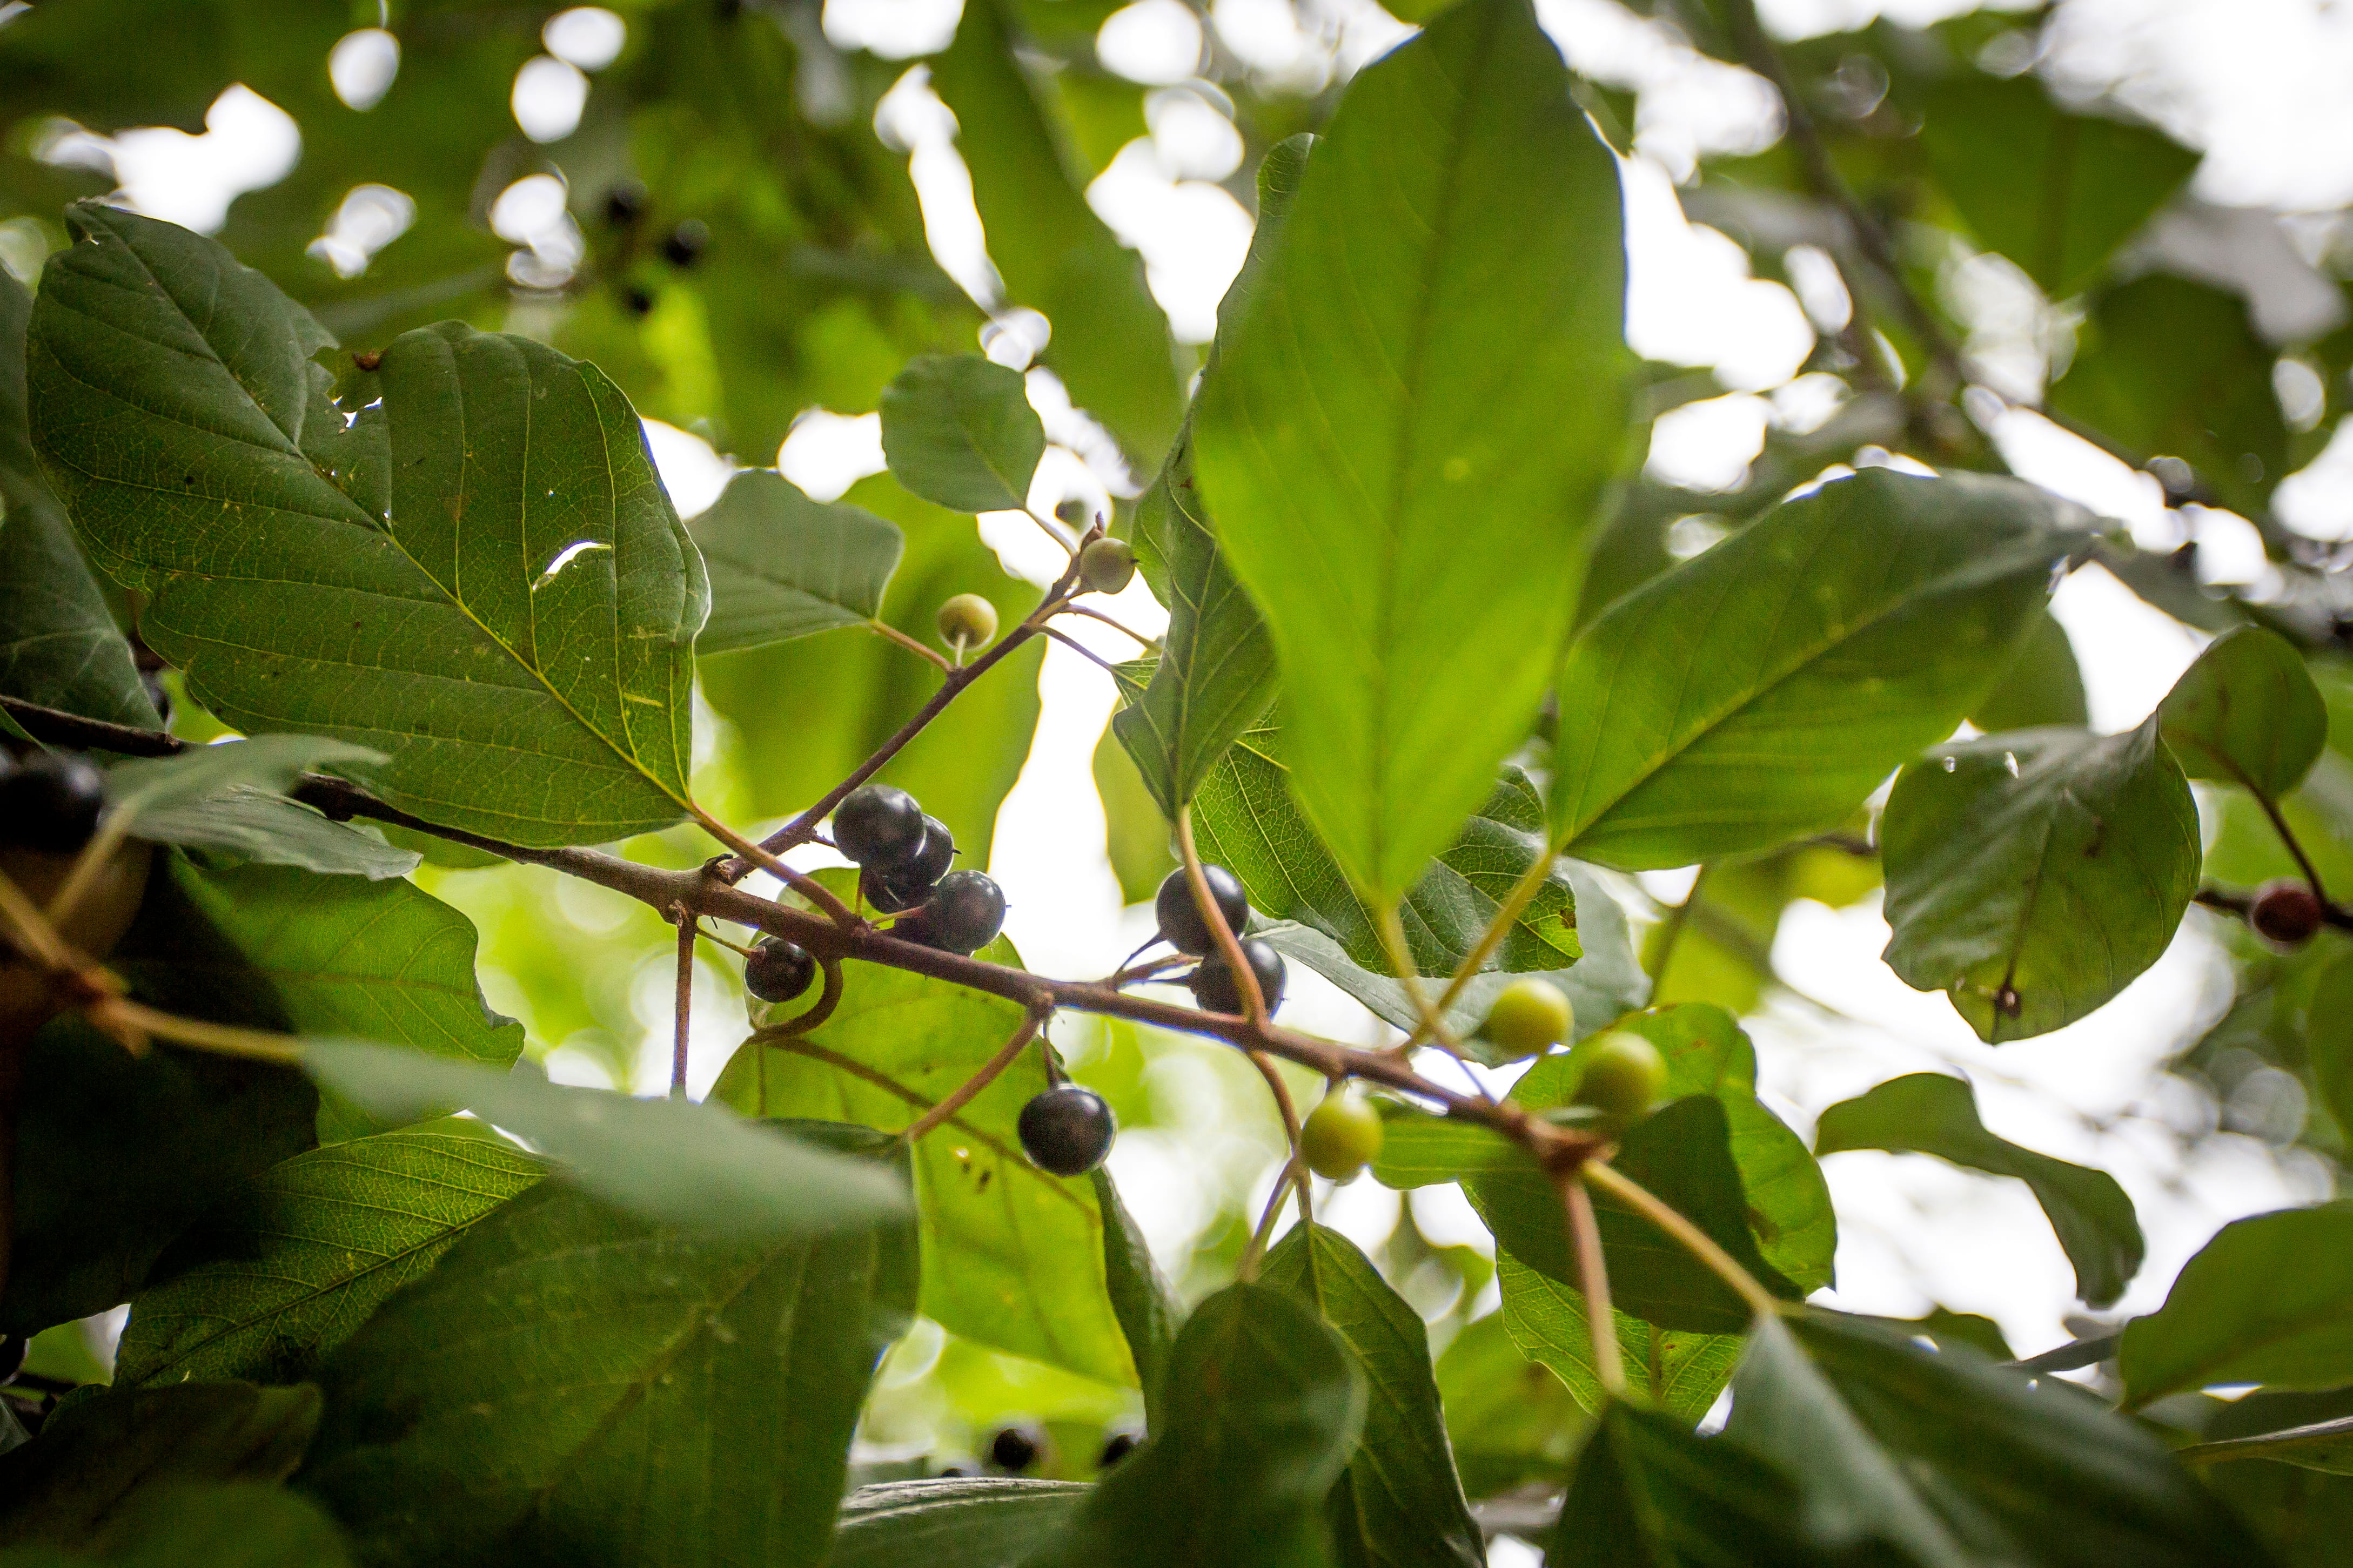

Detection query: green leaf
xmin=1017 ymin=1282 xmax=1366 ymax=1568
xmin=1193 ymin=0 xmax=1634 ymax=900
xmin=117 ymin=858 xmax=522 ymax=1143
xmin=6 ymin=1013 xmax=316 ymax=1336
xmin=710 ymin=956 xmax=1137 ymax=1386
xmin=1814 ymin=1073 xmax=2143 ymax=1307
xmin=102 ymin=736 xmax=385 ymax=832
xmin=299 ymin=1147 xmax=916 ymax=1567
xmin=0 ymin=1484 xmax=353 ymax=1568
xmin=927 ymin=0 xmax=1184 ymax=470
xmin=2179 ymin=1416 xmax=2353 ymax=1477
xmin=1262 ymin=1224 xmax=1484 ymax=1568
xmin=115 ymin=789 xmax=419 ymax=880
xmin=1110 ymin=136 xmax=1310 ymax=813
xmin=30 ymin=205 xmax=708 ymax=847
xmin=1547 ymin=1402 xmax=1827 ymax=1568
xmin=0 ymin=1382 xmax=321 ymax=1547
xmin=1971 ymin=608 xmax=2088 ymax=733
xmin=1918 ymin=75 xmax=2196 ymax=298
xmin=1880 ymin=718 xmax=2200 ymax=1042
xmin=2120 ymin=1202 xmax=2353 ymax=1406
xmin=113 ymin=1127 xmax=544 ymax=1388
xmin=833 ymin=1478 xmax=1087 ymax=1568
xmin=1262 ymin=862 xmax=1645 ymax=1060
xmin=1431 ymin=1312 xmax=1588 ymax=1500
xmin=1552 ymin=469 xmax=2087 ymax=869
xmin=305 ymin=1042 xmax=910 ymax=1239
xmin=1726 ymin=1310 xmax=2275 ymax=1568
xmin=1472 ymin=1096 xmax=1802 ymax=1335
xmin=1094 ymin=1167 xmax=1178 ymax=1425
xmin=0 ymin=269 xmax=157 ymax=731
xmin=1497 ymin=1255 xmax=1742 ymax=1423
xmin=2311 ymin=955 xmax=2353 ymax=1139
xmin=689 ymin=470 xmax=903 ymax=655
xmin=2158 ymin=625 xmax=2329 ymax=800
xmin=879 ymin=354 xmax=1047 ymax=514
xmin=2048 ymin=274 xmax=2289 ymax=518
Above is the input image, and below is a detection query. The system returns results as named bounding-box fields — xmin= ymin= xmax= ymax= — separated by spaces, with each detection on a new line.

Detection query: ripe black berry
xmin=1188 ymin=938 xmax=1286 ymax=1017
xmin=0 ymin=752 xmax=107 ymax=853
xmin=1099 ymin=1430 xmax=1138 ymax=1468
xmin=1154 ymin=865 xmax=1251 ymax=956
xmin=833 ymin=784 xmax=927 ymax=870
xmin=743 ymin=937 xmax=815 ymax=1004
xmin=862 ymin=816 xmax=956 ymax=913
xmin=900 ymin=869 xmax=1005 ymax=954
xmin=1018 ymin=1084 xmax=1115 ymax=1175
xmin=661 ymin=219 xmax=709 ymax=268
xmin=620 ymin=284 xmax=654 ymax=317
xmin=988 ymin=1423 xmax=1044 ymax=1473
xmin=602 ymin=182 xmax=647 ymax=228
xmin=2250 ymin=879 xmax=2326 ymax=947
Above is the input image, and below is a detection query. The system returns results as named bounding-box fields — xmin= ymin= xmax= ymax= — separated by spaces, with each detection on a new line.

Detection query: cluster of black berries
xmin=0 ymin=751 xmax=106 ymax=854
xmin=939 ymin=1421 xmax=1137 ymax=1479
xmin=834 ymin=784 xmax=1006 ymax=954
xmin=1152 ymin=865 xmax=1286 ymax=1017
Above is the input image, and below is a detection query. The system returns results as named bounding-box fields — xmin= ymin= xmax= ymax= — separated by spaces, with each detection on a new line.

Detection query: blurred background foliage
xmin=6 ymin=0 xmax=2353 ymax=1546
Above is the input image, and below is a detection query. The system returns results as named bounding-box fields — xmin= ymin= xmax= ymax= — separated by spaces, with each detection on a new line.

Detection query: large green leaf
xmin=0 ymin=1381 xmax=320 ymax=1546
xmin=1547 ymin=1402 xmax=1827 ymax=1568
xmin=833 ymin=1479 xmax=1086 ymax=1568
xmin=1971 ymin=609 xmax=2088 ymax=733
xmin=306 ymin=1043 xmax=909 ymax=1240
xmin=0 ymin=1484 xmax=352 ymax=1568
xmin=1551 ymin=469 xmax=2085 ymax=868
xmin=0 ymin=269 xmax=156 ymax=731
xmin=1815 ymin=1073 xmax=2142 ymax=1307
xmin=710 ymin=954 xmax=1137 ymax=1387
xmin=1094 ymin=1167 xmax=1178 ymax=1425
xmin=1017 ymin=1282 xmax=1366 ymax=1568
xmin=1727 ymin=1310 xmax=2275 ymax=1568
xmin=1918 ymin=74 xmax=2196 ymax=299
xmin=1192 ymin=0 xmax=1633 ymax=901
xmin=1110 ymin=136 xmax=1309 ymax=812
xmin=100 ymin=738 xmax=419 ymax=880
xmin=1880 ymin=719 xmax=2200 ymax=1042
xmin=298 ymin=1147 xmax=916 ymax=1568
xmin=2048 ymin=275 xmax=2288 ymax=518
xmin=2158 ymin=626 xmax=2328 ymax=800
xmin=2312 ymin=956 xmax=2353 ymax=1139
xmin=1194 ymin=738 xmax=1579 ymax=977
xmin=689 ymin=470 xmax=903 ymax=656
xmin=117 ymin=859 xmax=522 ymax=1143
xmin=879 ymin=354 xmax=1047 ymax=515
xmin=29 ymin=204 xmax=708 ymax=847
xmin=1431 ymin=1312 xmax=1588 ymax=1500
xmin=6 ymin=1011 xmax=316 ymax=1336
xmin=114 ymin=1127 xmax=544 ymax=1388
xmin=1497 ymin=1255 xmax=1743 ymax=1423
xmin=2120 ymin=1203 xmax=2353 ymax=1407
xmin=927 ymin=0 xmax=1184 ymax=470
xmin=103 ymin=736 xmax=380 ymax=825
xmin=1263 ymin=1224 xmax=1484 ymax=1568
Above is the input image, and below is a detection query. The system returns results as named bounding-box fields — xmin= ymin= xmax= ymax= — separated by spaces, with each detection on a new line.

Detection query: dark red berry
xmin=988 ymin=1424 xmax=1044 ymax=1473
xmin=661 ymin=219 xmax=708 ymax=268
xmin=0 ymin=752 xmax=106 ymax=853
xmin=743 ymin=937 xmax=815 ymax=1004
xmin=833 ymin=784 xmax=926 ymax=870
xmin=1018 ymin=1085 xmax=1115 ymax=1175
xmin=899 ymin=869 xmax=1004 ymax=954
xmin=2250 ymin=880 xmax=2326 ymax=947
xmin=1188 ymin=938 xmax=1286 ymax=1017
xmin=1154 ymin=865 xmax=1251 ymax=956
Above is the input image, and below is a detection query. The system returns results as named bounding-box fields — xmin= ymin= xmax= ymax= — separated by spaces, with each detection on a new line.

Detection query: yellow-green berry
xmin=1482 ymin=978 xmax=1572 ymax=1056
xmin=937 ymin=593 xmax=999 ymax=651
xmin=1300 ymin=1089 xmax=1385 ymax=1181
xmin=1573 ymin=1031 xmax=1667 ymax=1125
xmin=1078 ymin=537 xmax=1136 ymax=594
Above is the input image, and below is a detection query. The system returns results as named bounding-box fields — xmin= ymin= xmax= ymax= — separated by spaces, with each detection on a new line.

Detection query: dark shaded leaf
xmin=0 ymin=1482 xmax=352 ymax=1567
xmin=834 ymin=1478 xmax=1086 ymax=1568
xmin=2178 ymin=1416 xmax=2353 ymax=1477
xmin=1431 ymin=1312 xmax=1587 ymax=1500
xmin=2158 ymin=625 xmax=2329 ymax=800
xmin=1548 ymin=1402 xmax=1828 ymax=1568
xmin=1970 ymin=609 xmax=2088 ymax=733
xmin=2120 ymin=1202 xmax=2353 ymax=1406
xmin=1095 ymin=1167 xmax=1178 ymax=1426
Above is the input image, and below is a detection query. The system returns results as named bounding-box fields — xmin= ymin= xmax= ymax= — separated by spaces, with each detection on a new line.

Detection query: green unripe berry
xmin=1481 ymin=978 xmax=1571 ymax=1057
xmin=937 ymin=593 xmax=999 ymax=651
xmin=1300 ymin=1089 xmax=1384 ymax=1182
xmin=1078 ymin=537 xmax=1136 ymax=595
xmin=1573 ymin=1031 xmax=1667 ymax=1125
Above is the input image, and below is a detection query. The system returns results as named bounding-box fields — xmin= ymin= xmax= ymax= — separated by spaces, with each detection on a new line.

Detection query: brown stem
xmin=1563 ymin=1174 xmax=1625 ymax=1398
xmin=1054 ymin=603 xmax=1158 ymax=647
xmin=671 ymin=911 xmax=696 ymax=1099
xmin=902 ymin=1008 xmax=1046 ymax=1143
xmin=1248 ymin=1049 xmax=1313 ymax=1229
xmin=868 ymin=618 xmax=953 ymax=671
xmin=1176 ymin=805 xmax=1265 ymax=1026
xmin=691 ymin=805 xmax=861 ymax=926
xmin=1041 ymin=624 xmax=1122 ymax=676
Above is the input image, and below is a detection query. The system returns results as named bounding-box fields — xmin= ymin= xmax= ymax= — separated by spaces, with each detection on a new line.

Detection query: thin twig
xmin=902 ymin=1008 xmax=1047 ymax=1142
xmin=1248 ymin=1049 xmax=1314 ymax=1229
xmin=1237 ymin=1158 xmax=1302 ymax=1284
xmin=1379 ymin=907 xmax=1490 ymax=1100
xmin=868 ymin=618 xmax=953 ymax=671
xmin=1564 ymin=1175 xmax=1626 ymax=1398
xmin=691 ymin=804 xmax=861 ymax=926
xmin=1041 ymin=624 xmax=1122 ymax=676
xmin=1646 ymin=865 xmax=1711 ymax=985
xmin=1176 ymin=805 xmax=1266 ymax=1027
xmin=1426 ymin=845 xmax=1559 ymax=1028
xmin=671 ymin=910 xmax=696 ymax=1099
xmin=1054 ymin=603 xmax=1159 ymax=648
xmin=1583 ymin=1161 xmax=1782 ymax=1318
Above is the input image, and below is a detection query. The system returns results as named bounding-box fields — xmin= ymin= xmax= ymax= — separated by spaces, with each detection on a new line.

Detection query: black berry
xmin=743 ymin=937 xmax=816 ymax=1004
xmin=620 ymin=284 xmax=654 ymax=317
xmin=900 ymin=869 xmax=1005 ymax=954
xmin=602 ymin=181 xmax=647 ymax=228
xmin=661 ymin=219 xmax=709 ymax=268
xmin=1099 ymin=1430 xmax=1138 ymax=1468
xmin=862 ymin=816 xmax=955 ymax=913
xmin=2250 ymin=879 xmax=2326 ymax=947
xmin=833 ymin=784 xmax=927 ymax=870
xmin=988 ymin=1423 xmax=1044 ymax=1473
xmin=1188 ymin=938 xmax=1286 ymax=1017
xmin=0 ymin=752 xmax=106 ymax=853
xmin=1154 ymin=865 xmax=1251 ymax=956
xmin=1018 ymin=1084 xmax=1115 ymax=1175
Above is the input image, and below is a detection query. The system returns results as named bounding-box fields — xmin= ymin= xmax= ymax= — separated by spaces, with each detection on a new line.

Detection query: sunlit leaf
xmin=1497 ymin=1255 xmax=1742 ymax=1423
xmin=690 ymin=470 xmax=903 ymax=655
xmin=2158 ymin=625 xmax=2329 ymax=800
xmin=879 ymin=354 xmax=1046 ymax=515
